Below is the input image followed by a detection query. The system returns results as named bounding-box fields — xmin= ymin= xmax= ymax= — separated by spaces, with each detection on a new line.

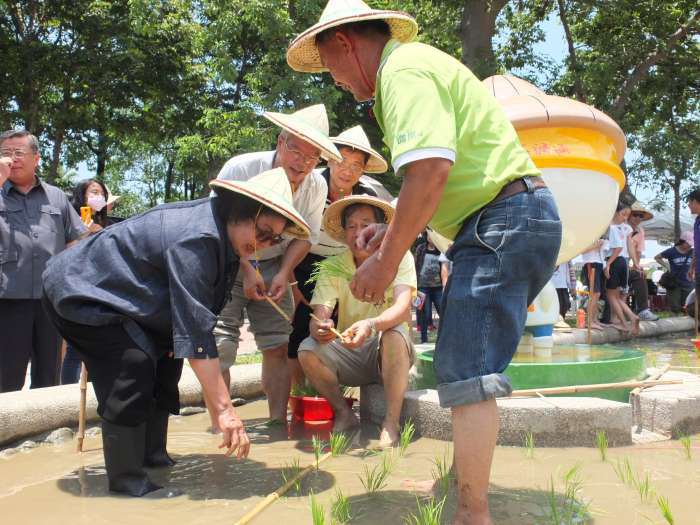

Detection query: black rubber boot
xmin=144 ymin=409 xmax=176 ymax=467
xmin=102 ymin=420 xmax=162 ymax=497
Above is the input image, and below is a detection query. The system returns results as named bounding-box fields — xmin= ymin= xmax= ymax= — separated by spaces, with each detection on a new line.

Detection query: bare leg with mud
xmin=298 ymin=350 xmax=358 ymax=432
xmin=262 ymin=344 xmax=291 ymax=422
xmin=452 ymin=399 xmax=498 ymax=525
xmin=287 ymin=357 xmax=305 ymax=387
xmin=378 ymin=331 xmax=411 ymax=448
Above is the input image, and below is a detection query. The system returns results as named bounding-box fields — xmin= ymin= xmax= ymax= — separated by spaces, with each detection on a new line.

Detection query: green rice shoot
xmin=431 ymin=445 xmax=452 ymax=497
xmin=312 ymin=435 xmax=324 ymax=469
xmin=657 ymin=495 xmax=674 ymax=524
xmin=310 ymin=493 xmax=327 ymax=525
xmin=330 ymin=488 xmax=352 ymax=524
xmin=329 ymin=432 xmax=351 ymax=456
xmin=399 ymin=419 xmax=416 ymax=456
xmin=306 ymin=256 xmax=355 ymax=286
xmin=679 ymin=434 xmax=692 ymax=460
xmin=281 ymin=457 xmax=302 ymax=494
xmin=359 ymin=452 xmax=394 ymax=494
xmin=596 ymin=430 xmax=608 ymax=462
xmin=524 ymin=431 xmax=535 ymax=459
xmin=403 ymin=496 xmax=446 ymax=525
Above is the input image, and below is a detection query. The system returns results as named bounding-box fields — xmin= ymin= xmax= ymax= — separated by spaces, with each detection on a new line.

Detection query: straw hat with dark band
xmin=331 ymin=125 xmax=387 ymax=174
xmin=631 ymin=201 xmax=653 ymax=221
xmin=263 ymin=104 xmax=342 ymax=163
xmin=323 ymin=195 xmax=394 ymax=245
xmin=286 ymin=0 xmax=418 ymax=73
xmin=210 ymin=168 xmax=311 ymax=240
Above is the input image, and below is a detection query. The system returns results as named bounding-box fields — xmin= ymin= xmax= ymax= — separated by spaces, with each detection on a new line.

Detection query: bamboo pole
xmin=234 ymin=451 xmax=333 ymax=525
xmin=309 ymin=312 xmax=345 ymax=341
xmin=76 ymin=363 xmax=87 ymax=452
xmin=264 ymin=294 xmax=346 ymax=341
xmin=587 ymin=264 xmax=595 ymax=345
xmin=508 ymin=378 xmax=682 ymax=397
xmin=630 ymin=364 xmax=670 ymax=432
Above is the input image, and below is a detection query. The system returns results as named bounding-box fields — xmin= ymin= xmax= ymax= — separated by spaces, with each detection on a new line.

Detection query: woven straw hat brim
xmin=209 ymin=179 xmax=310 ymax=240
xmin=631 ymin=202 xmax=653 ymax=221
xmin=287 ymin=11 xmax=418 ymax=73
xmin=332 ymin=137 xmax=387 ymax=173
xmin=263 ymin=111 xmax=341 ymax=162
xmin=323 ymin=195 xmax=394 ymax=245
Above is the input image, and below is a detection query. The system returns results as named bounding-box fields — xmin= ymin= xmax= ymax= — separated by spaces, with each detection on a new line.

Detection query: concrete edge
xmin=553 ymin=316 xmax=693 ymax=345
xmin=0 ymin=363 xmax=263 ymax=447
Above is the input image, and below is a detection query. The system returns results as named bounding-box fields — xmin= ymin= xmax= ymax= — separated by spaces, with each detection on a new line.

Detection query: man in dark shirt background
xmin=0 ymin=129 xmax=85 ymax=392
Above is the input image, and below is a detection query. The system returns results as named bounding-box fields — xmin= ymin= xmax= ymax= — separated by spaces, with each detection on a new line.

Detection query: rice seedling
xmin=330 ymin=488 xmax=352 ymax=524
xmin=523 ymin=431 xmax=535 ymax=459
xmin=359 ymin=452 xmax=394 ymax=495
xmin=612 ymin=457 xmax=635 ymax=487
xmin=431 ymin=446 xmax=452 ymax=497
xmin=679 ymin=434 xmax=692 ymax=460
xmin=312 ymin=435 xmax=324 ymax=469
xmin=310 ymin=493 xmax=327 ymax=525
xmin=403 ymin=496 xmax=446 ymax=525
xmin=399 ymin=419 xmax=415 ymax=456
xmin=306 ymin=256 xmax=355 ymax=286
xmin=546 ymin=465 xmax=591 ymax=525
xmin=636 ymin=471 xmax=655 ymax=503
xmin=595 ymin=430 xmax=608 ymax=461
xmin=281 ymin=457 xmax=302 ymax=494
xmin=657 ymin=495 xmax=674 ymax=524
xmin=291 ymin=382 xmax=321 ymax=397
xmin=329 ymin=432 xmax=351 ymax=457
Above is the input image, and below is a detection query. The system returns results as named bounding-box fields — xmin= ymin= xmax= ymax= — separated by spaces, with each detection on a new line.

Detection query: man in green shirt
xmin=288 ymin=2 xmax=561 ymax=523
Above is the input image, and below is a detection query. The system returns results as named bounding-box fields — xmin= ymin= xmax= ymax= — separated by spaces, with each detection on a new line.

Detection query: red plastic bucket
xmin=289 ymin=396 xmax=355 ymax=421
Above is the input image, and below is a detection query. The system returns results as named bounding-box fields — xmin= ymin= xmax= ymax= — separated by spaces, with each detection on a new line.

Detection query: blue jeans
xmin=418 ymin=286 xmax=443 ymax=343
xmin=434 ymin=184 xmax=561 ymax=408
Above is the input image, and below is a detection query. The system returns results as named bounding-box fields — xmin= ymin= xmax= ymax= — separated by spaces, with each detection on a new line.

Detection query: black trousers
xmin=0 ymin=299 xmax=61 ymax=392
xmin=555 ymin=288 xmax=571 ymax=318
xmin=42 ymin=296 xmax=183 ymax=426
xmin=289 ymin=252 xmax=325 ymax=359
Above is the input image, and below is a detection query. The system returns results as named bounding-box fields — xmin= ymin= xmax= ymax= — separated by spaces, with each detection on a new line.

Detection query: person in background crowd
xmin=627 ymin=202 xmax=658 ymax=321
xmin=551 ymin=262 xmax=576 ymax=330
xmin=689 ymin=190 xmax=700 ymax=321
xmin=605 ymin=202 xmax=639 ymax=334
xmin=580 ymin=236 xmax=607 ymax=330
xmin=61 ymin=179 xmax=113 ymax=384
xmin=415 ymin=238 xmax=443 ymax=343
xmin=656 ymin=232 xmax=694 ymax=313
xmin=439 ymin=243 xmax=453 ymax=288
xmin=0 ymin=129 xmax=86 ymax=393
xmin=288 ymin=125 xmax=386 ymax=387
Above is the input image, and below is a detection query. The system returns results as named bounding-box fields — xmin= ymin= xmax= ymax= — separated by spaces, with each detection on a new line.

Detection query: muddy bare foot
xmin=378 ymin=424 xmax=399 ymax=449
xmin=332 ymin=410 xmax=359 ymax=433
xmin=401 ymin=478 xmax=437 ymax=494
xmin=632 ymin=316 xmax=640 ymax=336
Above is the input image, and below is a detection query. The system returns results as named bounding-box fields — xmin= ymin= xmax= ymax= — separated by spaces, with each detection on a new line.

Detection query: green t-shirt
xmin=374 ymin=40 xmax=540 ymax=240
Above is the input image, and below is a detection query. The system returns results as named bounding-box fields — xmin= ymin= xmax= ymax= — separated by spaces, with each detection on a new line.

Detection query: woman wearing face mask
xmin=71 ymin=179 xmax=111 ymax=232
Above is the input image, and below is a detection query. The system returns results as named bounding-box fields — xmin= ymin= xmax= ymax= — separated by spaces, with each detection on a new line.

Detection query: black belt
xmin=493 ymin=176 xmax=547 ymax=203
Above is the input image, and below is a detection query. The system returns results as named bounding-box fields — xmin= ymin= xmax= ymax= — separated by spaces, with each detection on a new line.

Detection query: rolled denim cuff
xmin=437 ymin=373 xmax=513 ymax=408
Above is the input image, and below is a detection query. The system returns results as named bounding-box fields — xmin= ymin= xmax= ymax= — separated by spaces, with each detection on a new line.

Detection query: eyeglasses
xmin=0 ymin=149 xmax=29 ymax=159
xmin=282 ymin=137 xmax=320 ymax=167
xmin=631 ymin=212 xmax=645 ymax=218
xmin=329 ymin=157 xmax=365 ymax=175
xmin=255 ymin=224 xmax=284 ymax=246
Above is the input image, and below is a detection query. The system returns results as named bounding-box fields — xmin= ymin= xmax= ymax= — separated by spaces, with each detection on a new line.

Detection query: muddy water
xmin=1 ymin=399 xmax=697 ymax=524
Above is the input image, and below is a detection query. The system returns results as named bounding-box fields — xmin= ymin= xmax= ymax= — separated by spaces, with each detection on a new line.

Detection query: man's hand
xmin=355 ymin=223 xmax=387 ymax=254
xmin=310 ymin=316 xmax=337 ymax=344
xmin=350 ymin=251 xmax=395 ymax=304
xmin=86 ymin=219 xmax=103 ymax=233
xmin=242 ymin=267 xmax=266 ymax=300
xmin=341 ymin=320 xmax=372 ymax=349
xmin=0 ymin=156 xmax=11 ymax=186
xmin=267 ymin=271 xmax=289 ymax=303
xmin=216 ymin=407 xmax=250 ymax=459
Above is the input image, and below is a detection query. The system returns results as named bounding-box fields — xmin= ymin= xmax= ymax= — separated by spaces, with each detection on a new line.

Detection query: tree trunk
xmin=673 ymin=176 xmax=681 ymax=242
xmin=460 ymin=0 xmax=509 ymax=79
xmin=164 ymin=158 xmax=174 ymax=202
xmin=46 ymin=128 xmax=64 ymax=184
xmin=556 ymin=0 xmax=586 ymax=102
xmin=95 ymin=131 xmax=108 ymax=182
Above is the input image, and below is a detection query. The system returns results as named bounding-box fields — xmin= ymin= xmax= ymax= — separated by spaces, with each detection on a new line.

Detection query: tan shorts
xmin=298 ymin=323 xmax=415 ymax=386
xmin=213 ymin=257 xmax=294 ymax=370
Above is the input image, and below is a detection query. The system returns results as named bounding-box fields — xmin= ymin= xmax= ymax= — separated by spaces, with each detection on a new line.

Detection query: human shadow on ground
xmin=55 ymin=453 xmax=335 ymax=500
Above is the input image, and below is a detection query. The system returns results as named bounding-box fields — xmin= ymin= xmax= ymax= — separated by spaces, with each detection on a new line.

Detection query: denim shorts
xmin=434 ymin=182 xmax=561 ymax=408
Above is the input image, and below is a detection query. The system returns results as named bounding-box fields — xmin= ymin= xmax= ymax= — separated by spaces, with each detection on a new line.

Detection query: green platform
xmin=414 ymin=345 xmax=646 ymax=402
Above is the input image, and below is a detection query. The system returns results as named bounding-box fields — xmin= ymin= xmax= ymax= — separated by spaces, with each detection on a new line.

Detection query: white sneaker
xmin=638 ymin=309 xmax=659 ymax=321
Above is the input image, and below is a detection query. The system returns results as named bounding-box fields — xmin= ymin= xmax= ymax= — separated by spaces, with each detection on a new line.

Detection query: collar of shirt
xmin=2 ymin=175 xmax=42 ymax=196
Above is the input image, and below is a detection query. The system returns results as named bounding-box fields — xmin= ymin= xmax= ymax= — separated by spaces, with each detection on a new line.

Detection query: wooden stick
xmin=630 ymin=364 xmax=670 ymax=432
xmin=587 ymin=264 xmax=595 ymax=345
xmin=508 ymin=378 xmax=682 ymax=397
xmin=76 ymin=363 xmax=87 ymax=452
xmin=308 ymin=312 xmax=345 ymax=341
xmin=632 ymin=364 xmax=670 ymax=397
xmin=234 ymin=451 xmax=333 ymax=525
xmin=264 ymin=294 xmax=346 ymax=341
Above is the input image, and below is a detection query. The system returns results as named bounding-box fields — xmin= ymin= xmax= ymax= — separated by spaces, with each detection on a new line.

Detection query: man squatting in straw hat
xmin=42 ymin=168 xmax=310 ymax=497
xmin=300 ymin=196 xmax=416 ymax=448
xmin=287 ymin=1 xmax=562 ymax=523
xmin=211 ymin=104 xmax=341 ymax=425
xmin=288 ymin=124 xmax=390 ymax=387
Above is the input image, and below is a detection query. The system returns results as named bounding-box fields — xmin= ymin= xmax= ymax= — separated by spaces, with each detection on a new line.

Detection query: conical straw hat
xmin=631 ymin=201 xmax=653 ymax=221
xmin=323 ymin=194 xmax=394 ymax=244
xmin=331 ymin=125 xmax=387 ymax=174
xmin=263 ymin=104 xmax=342 ymax=162
xmin=287 ymin=0 xmax=418 ymax=73
xmin=210 ymin=168 xmax=310 ymax=240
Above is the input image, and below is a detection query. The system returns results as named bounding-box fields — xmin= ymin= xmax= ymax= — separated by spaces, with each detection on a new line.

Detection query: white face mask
xmin=87 ymin=195 xmax=107 ymax=212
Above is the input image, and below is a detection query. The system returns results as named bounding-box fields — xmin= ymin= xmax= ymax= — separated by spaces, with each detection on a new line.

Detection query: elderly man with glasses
xmin=0 ymin=129 xmax=86 ymax=392
xmin=210 ymin=104 xmax=342 ymax=425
